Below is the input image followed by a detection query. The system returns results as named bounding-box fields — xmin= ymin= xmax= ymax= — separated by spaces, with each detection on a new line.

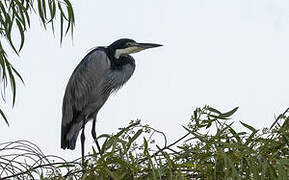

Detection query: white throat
xmin=114 ymin=47 xmax=141 ymax=59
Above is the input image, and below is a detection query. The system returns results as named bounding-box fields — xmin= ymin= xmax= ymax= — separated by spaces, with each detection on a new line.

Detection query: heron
xmin=61 ymin=38 xmax=162 ymax=163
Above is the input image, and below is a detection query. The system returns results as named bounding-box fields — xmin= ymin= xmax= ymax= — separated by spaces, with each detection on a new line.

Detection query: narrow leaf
xmin=37 ymin=0 xmax=46 ymax=28
xmin=11 ymin=66 xmax=24 ymax=84
xmin=240 ymin=121 xmax=257 ymax=132
xmin=59 ymin=9 xmax=64 ymax=44
xmin=219 ymin=107 xmax=239 ymax=118
xmin=5 ymin=62 xmax=16 ymax=107
xmin=208 ymin=107 xmax=222 ymax=114
xmin=0 ymin=108 xmax=9 ymax=126
xmin=127 ymin=129 xmax=142 ymax=150
xmin=16 ymin=19 xmax=25 ymax=52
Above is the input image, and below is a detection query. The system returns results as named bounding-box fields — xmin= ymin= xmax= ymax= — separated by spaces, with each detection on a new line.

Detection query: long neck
xmin=106 ymin=47 xmax=135 ymax=70
xmin=103 ymin=47 xmax=136 ymax=94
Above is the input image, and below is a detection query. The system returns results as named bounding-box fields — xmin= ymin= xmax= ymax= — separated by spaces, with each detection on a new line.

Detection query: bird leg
xmin=81 ymin=120 xmax=86 ymax=166
xmin=92 ymin=118 xmax=102 ymax=154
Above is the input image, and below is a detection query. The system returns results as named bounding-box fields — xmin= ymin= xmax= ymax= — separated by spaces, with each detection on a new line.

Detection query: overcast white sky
xmin=1 ymin=0 xmax=289 ymax=160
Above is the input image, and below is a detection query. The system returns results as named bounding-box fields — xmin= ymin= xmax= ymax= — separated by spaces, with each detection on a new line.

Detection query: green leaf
xmin=11 ymin=66 xmax=24 ymax=84
xmin=58 ymin=2 xmax=68 ymax=20
xmin=227 ymin=126 xmax=242 ymax=143
xmin=16 ymin=19 xmax=25 ymax=52
xmin=208 ymin=107 xmax=222 ymax=114
xmin=19 ymin=9 xmax=27 ymax=30
xmin=0 ymin=44 xmax=7 ymax=82
xmin=219 ymin=107 xmax=239 ymax=118
xmin=208 ymin=114 xmax=229 ymax=120
xmin=63 ymin=0 xmax=74 ymax=35
xmin=48 ymin=0 xmax=56 ymax=33
xmin=5 ymin=62 xmax=16 ymax=107
xmin=42 ymin=0 xmax=47 ymax=19
xmin=0 ymin=108 xmax=9 ymax=126
xmin=23 ymin=6 xmax=30 ymax=27
xmin=6 ymin=17 xmax=19 ymax=55
xmin=50 ymin=0 xmax=56 ymax=20
xmin=181 ymin=163 xmax=196 ymax=168
xmin=59 ymin=8 xmax=64 ymax=44
xmin=240 ymin=121 xmax=257 ymax=132
xmin=37 ymin=0 xmax=46 ymax=28
xmin=129 ymin=151 xmax=135 ymax=164
xmin=127 ymin=129 xmax=142 ymax=150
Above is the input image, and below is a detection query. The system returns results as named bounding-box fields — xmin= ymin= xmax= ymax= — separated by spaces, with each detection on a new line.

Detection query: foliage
xmin=0 ymin=0 xmax=74 ymax=125
xmin=1 ymin=106 xmax=289 ymax=179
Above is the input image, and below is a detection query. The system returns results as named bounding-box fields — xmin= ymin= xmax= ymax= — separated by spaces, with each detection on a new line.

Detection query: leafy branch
xmin=0 ymin=0 xmax=75 ymax=125
xmin=1 ymin=106 xmax=289 ymax=179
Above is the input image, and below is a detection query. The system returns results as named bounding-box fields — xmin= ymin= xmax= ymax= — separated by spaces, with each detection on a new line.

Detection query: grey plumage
xmin=61 ymin=39 xmax=161 ymax=163
xmin=61 ymin=47 xmax=135 ymax=149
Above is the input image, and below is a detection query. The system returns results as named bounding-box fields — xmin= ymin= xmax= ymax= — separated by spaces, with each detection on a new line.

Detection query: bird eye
xmin=126 ymin=42 xmax=132 ymax=46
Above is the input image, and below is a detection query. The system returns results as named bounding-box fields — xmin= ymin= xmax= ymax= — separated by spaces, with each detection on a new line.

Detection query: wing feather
xmin=61 ymin=48 xmax=110 ymax=149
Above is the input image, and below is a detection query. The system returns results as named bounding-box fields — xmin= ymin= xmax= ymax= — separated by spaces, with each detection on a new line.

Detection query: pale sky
xmin=1 ymin=0 xmax=289 ymax=160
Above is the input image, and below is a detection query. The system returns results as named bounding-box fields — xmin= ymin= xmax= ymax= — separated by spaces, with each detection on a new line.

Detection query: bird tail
xmin=61 ymin=122 xmax=81 ymax=150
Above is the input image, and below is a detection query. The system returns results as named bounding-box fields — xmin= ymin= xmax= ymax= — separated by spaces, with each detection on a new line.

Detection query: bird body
xmin=61 ymin=47 xmax=135 ymax=149
xmin=61 ymin=38 xmax=161 ymax=162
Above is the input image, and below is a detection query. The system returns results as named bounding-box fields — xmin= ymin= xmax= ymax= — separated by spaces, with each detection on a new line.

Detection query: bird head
xmin=108 ymin=38 xmax=162 ymax=59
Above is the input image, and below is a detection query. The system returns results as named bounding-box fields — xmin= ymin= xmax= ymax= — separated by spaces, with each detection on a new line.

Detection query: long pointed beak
xmin=134 ymin=42 xmax=163 ymax=49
